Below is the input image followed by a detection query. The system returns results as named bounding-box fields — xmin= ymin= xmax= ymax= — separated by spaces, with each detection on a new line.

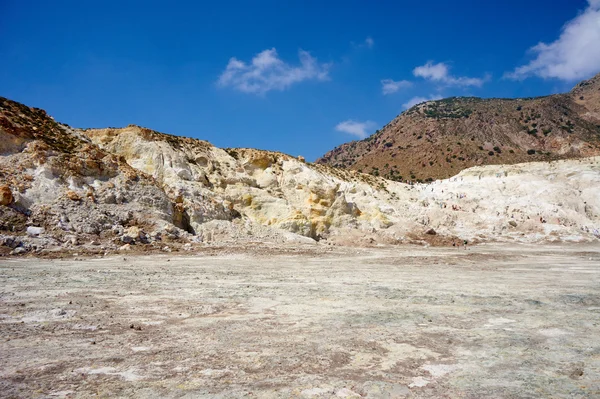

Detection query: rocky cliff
xmin=1 ymin=96 xmax=599 ymax=256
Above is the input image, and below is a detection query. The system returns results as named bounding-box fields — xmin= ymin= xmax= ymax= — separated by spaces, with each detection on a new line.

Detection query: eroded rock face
xmin=84 ymin=125 xmax=600 ymax=244
xmin=1 ymin=96 xmax=599 ymax=251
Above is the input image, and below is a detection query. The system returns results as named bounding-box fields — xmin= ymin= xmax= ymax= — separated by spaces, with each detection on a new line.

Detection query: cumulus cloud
xmin=381 ymin=79 xmax=412 ymax=95
xmin=413 ymin=62 xmax=486 ymax=87
xmin=505 ymin=0 xmax=600 ymax=81
xmin=218 ymin=48 xmax=330 ymax=94
xmin=335 ymin=120 xmax=377 ymax=139
xmin=402 ymin=94 xmax=443 ymax=110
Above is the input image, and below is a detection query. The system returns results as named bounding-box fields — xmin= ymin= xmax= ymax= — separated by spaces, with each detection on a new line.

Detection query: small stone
xmin=66 ymin=190 xmax=81 ymax=201
xmin=0 ymin=185 xmax=14 ymax=206
xmin=11 ymin=247 xmax=26 ymax=255
xmin=26 ymin=226 xmax=44 ymax=237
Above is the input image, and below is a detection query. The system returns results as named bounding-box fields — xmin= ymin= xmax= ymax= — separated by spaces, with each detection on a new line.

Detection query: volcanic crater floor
xmin=1 ymin=243 xmax=599 ymax=398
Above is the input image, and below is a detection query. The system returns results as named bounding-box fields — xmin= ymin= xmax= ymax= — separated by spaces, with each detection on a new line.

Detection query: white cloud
xmin=413 ymin=62 xmax=486 ymax=87
xmin=218 ymin=48 xmax=330 ymax=94
xmin=335 ymin=120 xmax=377 ymax=139
xmin=381 ymin=79 xmax=412 ymax=95
xmin=402 ymin=94 xmax=443 ymax=110
xmin=506 ymin=0 xmax=600 ymax=81
xmin=352 ymin=36 xmax=374 ymax=49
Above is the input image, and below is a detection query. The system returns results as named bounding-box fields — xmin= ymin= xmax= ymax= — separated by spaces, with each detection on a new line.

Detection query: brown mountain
xmin=317 ymin=73 xmax=600 ymax=182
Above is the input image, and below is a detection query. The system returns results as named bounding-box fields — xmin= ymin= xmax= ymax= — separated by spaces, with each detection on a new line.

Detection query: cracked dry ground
xmin=1 ymin=243 xmax=599 ymax=398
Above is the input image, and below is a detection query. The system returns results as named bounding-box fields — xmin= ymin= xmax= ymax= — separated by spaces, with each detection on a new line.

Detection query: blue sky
xmin=2 ymin=0 xmax=600 ymax=161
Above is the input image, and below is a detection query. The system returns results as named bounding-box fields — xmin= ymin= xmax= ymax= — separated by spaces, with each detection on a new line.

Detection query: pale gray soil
xmin=1 ymin=243 xmax=599 ymax=398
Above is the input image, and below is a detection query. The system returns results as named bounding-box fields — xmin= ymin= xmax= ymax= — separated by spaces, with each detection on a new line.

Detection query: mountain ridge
xmin=317 ymin=72 xmax=600 ymax=181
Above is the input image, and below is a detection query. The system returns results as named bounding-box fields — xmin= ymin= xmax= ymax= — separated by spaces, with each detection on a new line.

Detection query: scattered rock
xmin=66 ymin=235 xmax=78 ymax=246
xmin=121 ymin=226 xmax=146 ymax=244
xmin=26 ymin=226 xmax=44 ymax=237
xmin=2 ymin=237 xmax=21 ymax=249
xmin=0 ymin=185 xmax=14 ymax=206
xmin=11 ymin=247 xmax=26 ymax=255
xmin=112 ymin=224 xmax=125 ymax=236
xmin=118 ymin=244 xmax=132 ymax=251
xmin=121 ymin=235 xmax=134 ymax=244
xmin=66 ymin=191 xmax=81 ymax=201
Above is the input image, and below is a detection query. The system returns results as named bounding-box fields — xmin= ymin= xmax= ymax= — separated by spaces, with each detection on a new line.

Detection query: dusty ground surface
xmin=1 ymin=243 xmax=599 ymax=398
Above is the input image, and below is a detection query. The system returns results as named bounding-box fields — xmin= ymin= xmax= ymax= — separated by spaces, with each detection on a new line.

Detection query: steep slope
xmin=82 ymin=125 xmax=393 ymax=241
xmin=0 ymin=97 xmax=178 ymax=248
xmin=317 ymin=73 xmax=600 ymax=182
xmin=0 ymin=96 xmax=599 ymax=256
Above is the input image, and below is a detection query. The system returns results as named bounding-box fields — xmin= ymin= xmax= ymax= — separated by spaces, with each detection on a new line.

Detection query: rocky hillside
xmin=317 ymin=73 xmax=600 ymax=182
xmin=1 ymin=96 xmax=599 ymax=256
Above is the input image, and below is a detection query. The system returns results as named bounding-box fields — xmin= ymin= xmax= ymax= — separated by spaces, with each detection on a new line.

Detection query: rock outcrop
xmin=1 ymin=96 xmax=599 ymax=255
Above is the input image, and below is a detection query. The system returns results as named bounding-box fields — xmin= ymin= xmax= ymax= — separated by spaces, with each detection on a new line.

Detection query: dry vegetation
xmin=318 ymin=73 xmax=600 ymax=182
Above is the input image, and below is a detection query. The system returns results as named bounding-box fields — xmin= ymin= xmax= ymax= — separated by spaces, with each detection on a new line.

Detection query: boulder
xmin=0 ymin=185 xmax=13 ymax=206
xmin=121 ymin=226 xmax=147 ymax=244
xmin=508 ymin=221 xmax=518 ymax=227
xmin=425 ymin=228 xmax=437 ymax=235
